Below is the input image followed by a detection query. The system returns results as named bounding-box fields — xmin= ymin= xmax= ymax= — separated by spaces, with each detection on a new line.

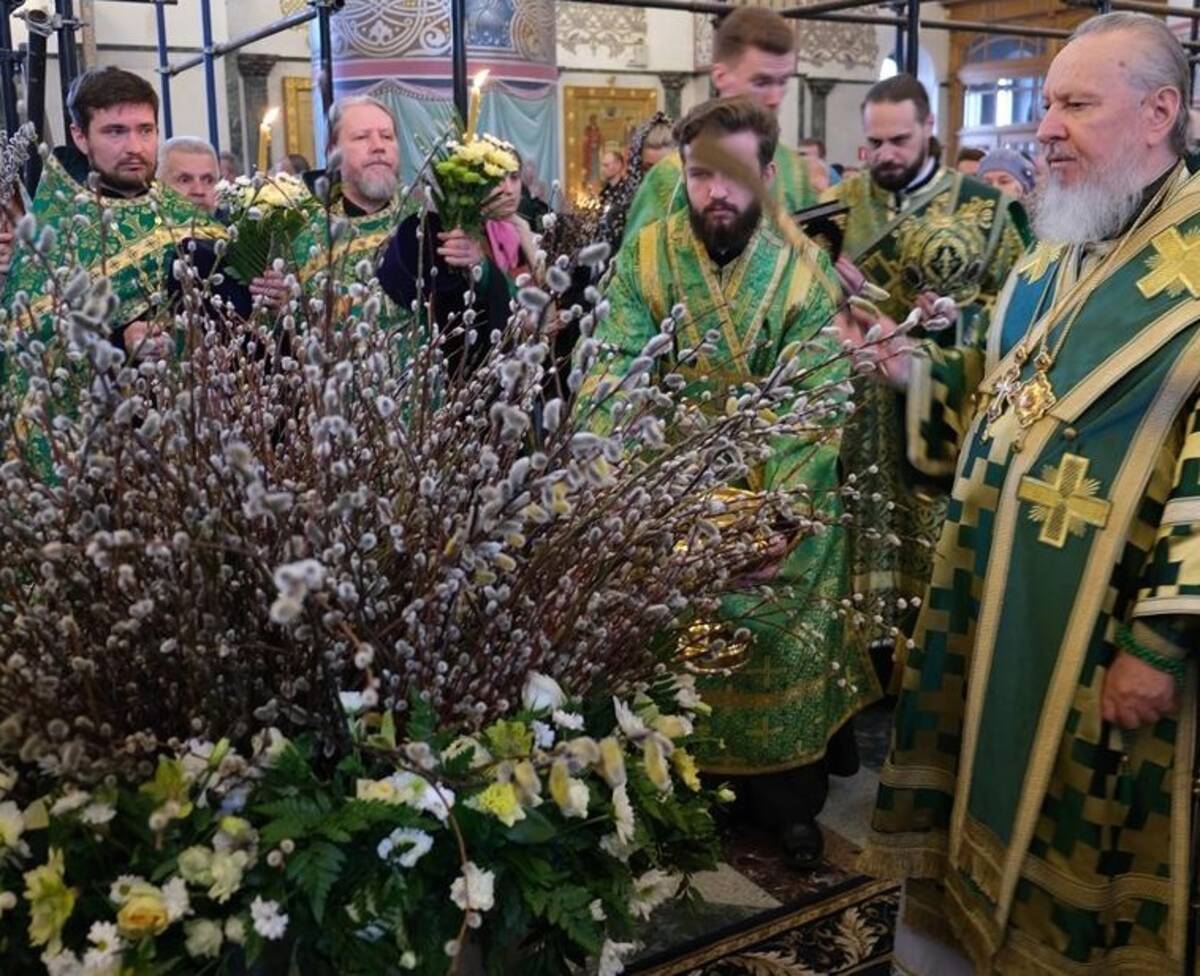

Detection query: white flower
xmin=0 ymin=800 xmax=24 ymax=848
xmin=630 ymin=869 xmax=681 ymax=920
xmin=51 ymin=790 xmax=91 ymax=817
xmin=250 ymin=896 xmax=289 ymax=940
xmin=80 ymin=802 xmax=116 ymax=826
xmin=184 ymin=918 xmax=224 ymax=958
xmin=613 ymin=697 xmax=649 ymax=740
xmin=377 ymin=827 xmax=434 ymax=868
xmin=551 ymin=709 xmax=584 ymax=731
xmin=0 ymin=890 xmax=16 ymax=916
xmin=449 ymin=861 xmax=495 ymax=912
xmin=521 ymin=671 xmax=566 ymax=711
xmin=42 ymin=949 xmax=83 ymax=976
xmin=443 ymin=736 xmax=492 ymax=768
xmin=530 ymin=719 xmax=555 ymax=750
xmin=339 ymin=691 xmax=367 ymax=714
xmin=589 ymin=898 xmax=607 ymax=921
xmin=399 ymin=951 xmax=417 ymax=969
xmin=109 ymin=874 xmax=147 ymax=904
xmin=599 ymin=831 xmax=634 ymax=863
xmin=87 ymin=921 xmax=122 ymax=954
xmin=598 ymin=939 xmax=639 ymax=976
xmin=162 ymin=876 xmax=191 ymax=921
xmin=612 ymin=784 xmax=635 ymax=844
xmin=224 ymin=916 xmax=246 ymax=944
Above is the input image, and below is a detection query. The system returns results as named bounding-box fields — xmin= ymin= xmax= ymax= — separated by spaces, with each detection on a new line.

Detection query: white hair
xmin=158 ymin=135 xmax=217 ymax=171
xmin=1069 ymin=11 xmax=1190 ymax=155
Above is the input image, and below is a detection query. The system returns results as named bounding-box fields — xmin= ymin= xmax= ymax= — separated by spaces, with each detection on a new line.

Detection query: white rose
xmin=521 ymin=672 xmax=566 ymax=712
xmin=449 ymin=861 xmax=495 ymax=912
xmin=184 ymin=918 xmax=224 ymax=959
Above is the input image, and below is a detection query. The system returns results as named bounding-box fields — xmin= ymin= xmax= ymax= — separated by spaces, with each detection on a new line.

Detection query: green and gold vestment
xmin=863 ymin=160 xmax=1200 ymax=974
xmin=583 ymin=209 xmax=880 ymax=773
xmin=620 ymin=143 xmax=818 ymax=249
xmin=826 ymin=167 xmax=1030 ymax=636
xmin=2 ymin=148 xmax=223 ymax=338
xmin=288 ymin=189 xmax=413 ymax=325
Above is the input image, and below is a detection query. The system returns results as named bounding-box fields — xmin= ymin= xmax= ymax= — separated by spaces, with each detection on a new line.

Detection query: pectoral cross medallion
xmin=983 ymin=342 xmax=1029 ymax=440
xmin=1017 ymin=453 xmax=1111 ymax=548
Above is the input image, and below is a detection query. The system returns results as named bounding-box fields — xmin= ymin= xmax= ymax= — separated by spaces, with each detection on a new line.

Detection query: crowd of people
xmin=3 ymin=4 xmax=1200 ymax=974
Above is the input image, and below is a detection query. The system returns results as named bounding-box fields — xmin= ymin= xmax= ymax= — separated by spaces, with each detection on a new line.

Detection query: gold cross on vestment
xmin=1137 ymin=227 xmax=1200 ymax=299
xmin=1017 ymin=453 xmax=1112 ymax=548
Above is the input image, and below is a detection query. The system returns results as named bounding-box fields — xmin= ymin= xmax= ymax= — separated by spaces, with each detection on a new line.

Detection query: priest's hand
xmin=249 ymin=269 xmax=290 ymax=310
xmin=1101 ymin=650 xmax=1178 ymax=730
xmin=845 ymin=302 xmax=914 ymax=389
xmin=438 ymin=228 xmax=484 ymax=270
xmin=0 ymin=225 xmax=12 ymax=277
xmin=123 ymin=320 xmax=172 ymax=362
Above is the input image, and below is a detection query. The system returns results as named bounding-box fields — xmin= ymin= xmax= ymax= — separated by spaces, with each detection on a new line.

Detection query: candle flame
xmin=261 ymin=107 xmax=280 ymax=127
xmin=471 ymin=69 xmax=490 ymax=93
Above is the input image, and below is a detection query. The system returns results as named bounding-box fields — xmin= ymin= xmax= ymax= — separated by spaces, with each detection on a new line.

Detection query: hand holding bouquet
xmin=216 ymin=171 xmax=312 ymax=284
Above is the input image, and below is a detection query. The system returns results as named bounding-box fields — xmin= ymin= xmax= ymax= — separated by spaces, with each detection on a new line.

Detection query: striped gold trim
xmin=1159 ymin=497 xmax=1200 ymax=525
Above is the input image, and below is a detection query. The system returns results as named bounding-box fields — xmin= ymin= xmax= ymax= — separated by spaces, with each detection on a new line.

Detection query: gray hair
xmin=159 ymin=135 xmax=217 ymax=171
xmin=1070 ymin=11 xmax=1190 ymax=155
xmin=325 ymin=94 xmax=397 ymax=154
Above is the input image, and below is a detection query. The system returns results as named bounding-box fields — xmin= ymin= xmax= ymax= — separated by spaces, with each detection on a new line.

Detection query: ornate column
xmin=238 ymin=54 xmax=277 ymax=171
xmin=325 ymin=1 xmax=558 ymax=180
xmin=659 ymin=72 xmax=688 ymax=119
xmin=807 ymin=77 xmax=836 ymax=148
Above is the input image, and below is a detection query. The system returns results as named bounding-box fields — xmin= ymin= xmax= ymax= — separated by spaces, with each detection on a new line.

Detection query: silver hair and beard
xmin=345 ymin=165 xmax=399 ymax=206
xmin=1031 ymin=136 xmax=1149 ymax=246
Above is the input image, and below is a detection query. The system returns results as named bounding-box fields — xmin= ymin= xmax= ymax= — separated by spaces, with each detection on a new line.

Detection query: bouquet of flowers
xmin=215 ymin=171 xmax=312 ymax=284
xmin=430 ymin=134 xmax=519 ymax=236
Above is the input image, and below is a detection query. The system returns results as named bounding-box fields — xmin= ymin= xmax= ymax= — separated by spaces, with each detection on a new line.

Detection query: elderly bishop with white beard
xmin=854 ymin=12 xmax=1200 ymax=975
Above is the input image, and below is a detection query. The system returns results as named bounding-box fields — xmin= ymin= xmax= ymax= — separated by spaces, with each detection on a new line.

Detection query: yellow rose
xmin=117 ymin=886 xmax=170 ymax=938
xmin=643 ymin=737 xmax=673 ymax=794
xmin=596 ymin=737 xmax=627 ymax=789
xmin=548 ymin=760 xmax=589 ymax=818
xmin=652 ymin=715 xmax=694 ymax=741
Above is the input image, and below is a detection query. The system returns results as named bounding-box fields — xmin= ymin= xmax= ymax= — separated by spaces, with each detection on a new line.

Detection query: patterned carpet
xmin=629 ymin=875 xmax=899 ymax=975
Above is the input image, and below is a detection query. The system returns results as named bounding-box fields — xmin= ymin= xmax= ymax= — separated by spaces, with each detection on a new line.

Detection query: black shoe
xmin=779 ymin=819 xmax=824 ymax=871
xmin=826 ymin=720 xmax=861 ymax=778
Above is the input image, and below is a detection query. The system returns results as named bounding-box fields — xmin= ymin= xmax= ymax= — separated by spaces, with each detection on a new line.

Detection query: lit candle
xmin=465 ymin=69 xmax=489 ymax=142
xmin=257 ymin=107 xmax=279 ymax=173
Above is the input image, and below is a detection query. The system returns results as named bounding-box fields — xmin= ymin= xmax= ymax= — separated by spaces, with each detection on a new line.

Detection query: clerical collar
xmin=1113 ymin=161 xmax=1177 ymax=239
xmin=708 ymin=241 xmax=747 ymax=269
xmin=902 ymin=156 xmax=938 ymax=195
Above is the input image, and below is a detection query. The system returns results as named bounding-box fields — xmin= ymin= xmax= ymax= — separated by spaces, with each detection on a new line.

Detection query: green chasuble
xmin=288 ymin=189 xmax=413 ymax=326
xmin=620 ymin=142 xmax=818 ymax=249
xmin=825 ymin=166 xmax=1031 ymax=636
xmin=862 ymin=161 xmax=1200 ymax=974
xmin=582 ymin=209 xmax=880 ymax=773
xmin=2 ymin=149 xmax=224 ymax=337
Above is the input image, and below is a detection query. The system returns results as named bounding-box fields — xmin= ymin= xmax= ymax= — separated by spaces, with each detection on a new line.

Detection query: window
xmin=964 ymin=37 xmax=1044 ymax=64
xmin=963 ymin=75 xmax=1041 ymax=129
xmin=879 ymin=56 xmax=897 ymax=80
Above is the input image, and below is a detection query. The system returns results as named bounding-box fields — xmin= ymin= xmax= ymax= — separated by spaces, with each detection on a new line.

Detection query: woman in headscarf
xmin=594 ymin=111 xmax=675 ymax=255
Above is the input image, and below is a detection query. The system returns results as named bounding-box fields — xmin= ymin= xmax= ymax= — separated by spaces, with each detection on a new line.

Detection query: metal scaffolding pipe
xmin=317 ymin=0 xmax=333 ymax=118
xmin=154 ymin=0 xmax=173 ymax=138
xmin=904 ymin=0 xmax=920 ymax=74
xmin=200 ymin=0 xmax=219 ymax=153
xmin=545 ymin=0 xmax=731 ymax=13
xmin=451 ymin=0 xmax=468 ymax=123
xmin=1108 ymin=0 xmax=1200 ymax=18
xmin=166 ymin=7 xmax=319 ymax=77
xmin=781 ymin=0 xmax=905 ymax=17
xmin=0 ymin=9 xmax=18 ymax=136
xmin=56 ymin=0 xmax=80 ymax=121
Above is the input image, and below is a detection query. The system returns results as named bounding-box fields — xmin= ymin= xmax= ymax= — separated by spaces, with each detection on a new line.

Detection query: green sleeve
xmin=903 ymin=340 xmax=986 ymax=479
xmin=620 ymin=158 xmax=683 ymax=248
xmin=1132 ymin=396 xmax=1200 ymax=644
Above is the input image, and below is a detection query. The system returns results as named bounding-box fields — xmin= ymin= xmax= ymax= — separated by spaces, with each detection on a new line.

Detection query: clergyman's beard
xmin=1032 ymin=145 xmax=1146 ymax=246
xmin=95 ymin=156 xmax=154 ymax=195
xmin=689 ymin=201 xmax=761 ymax=260
xmin=871 ymin=144 xmax=927 ymax=193
xmin=350 ymin=166 xmax=398 ymax=206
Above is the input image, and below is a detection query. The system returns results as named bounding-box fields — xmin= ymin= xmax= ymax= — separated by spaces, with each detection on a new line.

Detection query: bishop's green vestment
xmin=825 ymin=167 xmax=1030 ymax=636
xmin=620 ymin=143 xmax=818 ymax=249
xmin=863 ymin=160 xmax=1200 ymax=974
xmin=582 ymin=209 xmax=880 ymax=773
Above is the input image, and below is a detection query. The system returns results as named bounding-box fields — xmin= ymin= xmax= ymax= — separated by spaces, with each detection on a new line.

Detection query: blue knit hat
xmin=977 ymin=148 xmax=1036 ymax=194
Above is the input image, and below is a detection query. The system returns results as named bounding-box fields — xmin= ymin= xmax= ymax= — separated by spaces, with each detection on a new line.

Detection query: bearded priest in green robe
xmin=620 ymin=7 xmax=820 ymax=247
xmin=825 ymin=73 xmax=1032 ymax=653
xmin=857 ymin=15 xmax=1200 ymax=974
xmin=290 ymin=95 xmax=412 ymax=326
xmin=582 ymin=96 xmax=879 ymax=869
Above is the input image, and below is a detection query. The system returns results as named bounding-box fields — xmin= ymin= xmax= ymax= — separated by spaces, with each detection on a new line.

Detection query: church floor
xmin=632 ymin=700 xmax=896 ymax=963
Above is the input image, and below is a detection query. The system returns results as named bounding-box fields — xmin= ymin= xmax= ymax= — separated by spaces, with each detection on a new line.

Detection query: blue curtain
xmin=478 ymin=87 xmax=559 ymax=196
xmin=370 ymin=85 xmax=460 ymax=184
